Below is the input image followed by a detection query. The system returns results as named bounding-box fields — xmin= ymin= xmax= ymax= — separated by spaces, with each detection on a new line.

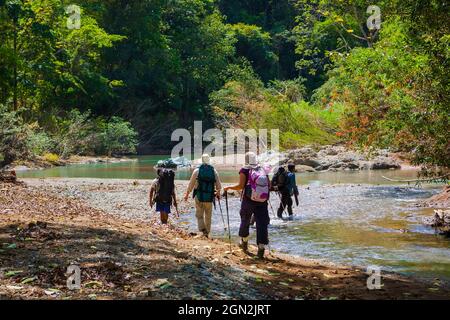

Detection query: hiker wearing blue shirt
xmin=272 ymin=162 xmax=298 ymax=218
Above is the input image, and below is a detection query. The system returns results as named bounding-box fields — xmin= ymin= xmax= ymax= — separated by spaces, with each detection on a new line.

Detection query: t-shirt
xmin=286 ymin=172 xmax=298 ymax=196
xmin=239 ymin=167 xmax=250 ymax=195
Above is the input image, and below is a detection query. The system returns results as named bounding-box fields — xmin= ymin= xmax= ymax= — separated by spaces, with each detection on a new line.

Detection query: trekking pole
xmin=223 ymin=190 xmax=232 ymax=253
xmin=217 ymin=195 xmax=227 ymax=231
xmin=175 ymin=203 xmax=180 ymax=219
xmin=277 ymin=192 xmax=288 ymax=217
xmin=268 ymin=198 xmax=276 ymax=218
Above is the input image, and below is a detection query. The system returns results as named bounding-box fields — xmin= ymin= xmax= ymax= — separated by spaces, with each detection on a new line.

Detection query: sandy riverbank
xmin=0 ymin=178 xmax=449 ymax=300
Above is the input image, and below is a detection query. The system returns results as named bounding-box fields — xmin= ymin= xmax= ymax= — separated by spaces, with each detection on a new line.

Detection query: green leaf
xmin=159 ymin=282 xmax=172 ymax=290
xmin=84 ymin=281 xmax=103 ymax=288
xmin=21 ymin=276 xmax=37 ymax=284
xmin=5 ymin=270 xmax=23 ymax=277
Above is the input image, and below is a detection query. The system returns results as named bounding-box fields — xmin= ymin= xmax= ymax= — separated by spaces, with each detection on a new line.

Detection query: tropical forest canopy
xmin=0 ymin=0 xmax=448 ymax=172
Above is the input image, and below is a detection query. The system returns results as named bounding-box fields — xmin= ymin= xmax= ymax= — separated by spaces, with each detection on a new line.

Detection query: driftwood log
xmin=381 ymin=174 xmax=449 ymax=184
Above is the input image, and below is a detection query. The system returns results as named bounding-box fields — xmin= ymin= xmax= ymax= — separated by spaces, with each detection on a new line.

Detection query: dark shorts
xmin=156 ymin=202 xmax=171 ymax=213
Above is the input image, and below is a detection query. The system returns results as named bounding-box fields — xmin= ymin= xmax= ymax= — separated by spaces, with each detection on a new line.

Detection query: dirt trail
xmin=0 ymin=179 xmax=449 ymax=300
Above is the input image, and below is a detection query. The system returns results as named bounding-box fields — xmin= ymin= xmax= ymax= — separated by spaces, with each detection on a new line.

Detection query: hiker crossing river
xmin=181 ymin=152 xmax=302 ymax=259
xmin=183 ymin=154 xmax=222 ymax=238
xmin=223 ymin=152 xmax=272 ymax=259
xmin=152 ymin=151 xmax=301 ymax=259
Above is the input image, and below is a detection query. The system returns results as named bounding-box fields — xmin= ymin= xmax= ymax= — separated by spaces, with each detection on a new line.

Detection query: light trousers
xmin=195 ymin=198 xmax=213 ymax=235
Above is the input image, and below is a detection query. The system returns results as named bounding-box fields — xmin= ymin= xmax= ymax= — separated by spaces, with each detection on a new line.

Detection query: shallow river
xmin=18 ymin=156 xmax=450 ymax=284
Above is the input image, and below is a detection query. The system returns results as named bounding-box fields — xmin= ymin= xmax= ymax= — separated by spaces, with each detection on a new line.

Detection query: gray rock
xmin=370 ymin=157 xmax=401 ymax=170
xmin=284 ymin=145 xmax=401 ymax=172
xmin=296 ymin=165 xmax=316 ymax=172
xmin=358 ymin=161 xmax=371 ymax=170
xmin=345 ymin=162 xmax=360 ymax=170
xmin=295 ymin=158 xmax=321 ymax=168
xmin=11 ymin=165 xmax=30 ymax=171
xmin=340 ymin=152 xmax=361 ymax=163
xmin=330 ymin=162 xmax=343 ymax=169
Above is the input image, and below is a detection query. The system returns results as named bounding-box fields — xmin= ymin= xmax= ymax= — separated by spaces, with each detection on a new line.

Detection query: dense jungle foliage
xmin=0 ymin=0 xmax=448 ymax=171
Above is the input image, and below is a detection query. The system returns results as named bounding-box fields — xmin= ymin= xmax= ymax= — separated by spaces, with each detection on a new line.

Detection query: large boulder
xmin=420 ymin=186 xmax=450 ymax=208
xmin=295 ymin=158 xmax=321 ymax=168
xmin=295 ymin=165 xmax=316 ymax=172
xmin=358 ymin=161 xmax=372 ymax=170
xmin=370 ymin=157 xmax=401 ymax=170
xmin=287 ymin=147 xmax=317 ymax=159
xmin=318 ymin=145 xmax=346 ymax=156
xmin=339 ymin=152 xmax=363 ymax=163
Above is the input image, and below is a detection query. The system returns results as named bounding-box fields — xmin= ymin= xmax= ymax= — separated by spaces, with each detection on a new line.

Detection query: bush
xmin=267 ymin=78 xmax=307 ymax=103
xmin=27 ymin=130 xmax=55 ymax=156
xmin=53 ymin=109 xmax=97 ymax=158
xmin=210 ymin=75 xmax=341 ymax=149
xmin=53 ymin=110 xmax=138 ymax=158
xmin=0 ymin=105 xmax=30 ymax=167
xmin=43 ymin=153 xmax=60 ymax=163
xmin=97 ymin=117 xmax=138 ymax=156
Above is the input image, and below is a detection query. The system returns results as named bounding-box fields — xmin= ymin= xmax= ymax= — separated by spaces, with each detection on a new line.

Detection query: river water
xmin=17 ymin=156 xmax=450 ymax=284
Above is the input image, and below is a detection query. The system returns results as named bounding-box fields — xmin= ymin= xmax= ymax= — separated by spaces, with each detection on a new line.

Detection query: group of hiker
xmin=148 ymin=152 xmax=299 ymax=259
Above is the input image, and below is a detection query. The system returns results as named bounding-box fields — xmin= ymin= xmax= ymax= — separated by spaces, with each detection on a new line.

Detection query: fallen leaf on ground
xmin=21 ymin=276 xmax=37 ymax=284
xmin=5 ymin=270 xmax=23 ymax=277
xmin=6 ymin=285 xmax=23 ymax=290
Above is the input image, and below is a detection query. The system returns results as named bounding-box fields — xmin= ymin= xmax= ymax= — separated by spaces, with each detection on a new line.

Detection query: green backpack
xmin=195 ymin=164 xmax=216 ymax=202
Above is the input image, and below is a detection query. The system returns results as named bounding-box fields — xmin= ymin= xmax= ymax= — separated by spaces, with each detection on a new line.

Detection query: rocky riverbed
xmin=282 ymin=145 xmax=403 ymax=172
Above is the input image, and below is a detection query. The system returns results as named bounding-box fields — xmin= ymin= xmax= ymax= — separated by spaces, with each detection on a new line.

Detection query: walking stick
xmin=174 ymin=202 xmax=180 ymax=218
xmin=216 ymin=195 xmax=227 ymax=231
xmin=277 ymin=191 xmax=288 ymax=217
xmin=223 ymin=190 xmax=232 ymax=252
xmin=268 ymin=198 xmax=276 ymax=218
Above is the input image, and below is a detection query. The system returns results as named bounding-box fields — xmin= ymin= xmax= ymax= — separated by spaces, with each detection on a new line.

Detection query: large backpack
xmin=195 ymin=164 xmax=216 ymax=202
xmin=155 ymin=169 xmax=175 ymax=204
xmin=246 ymin=166 xmax=270 ymax=202
xmin=271 ymin=166 xmax=288 ymax=192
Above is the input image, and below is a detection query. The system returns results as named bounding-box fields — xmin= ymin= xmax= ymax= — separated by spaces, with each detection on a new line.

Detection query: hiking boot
xmin=239 ymin=240 xmax=248 ymax=252
xmin=257 ymin=248 xmax=265 ymax=259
